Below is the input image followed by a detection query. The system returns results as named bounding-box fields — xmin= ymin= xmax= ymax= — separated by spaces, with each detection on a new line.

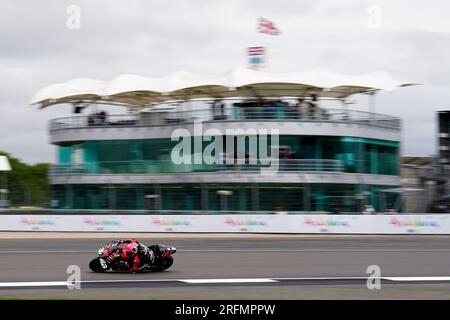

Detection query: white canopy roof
xmin=31 ymin=67 xmax=414 ymax=109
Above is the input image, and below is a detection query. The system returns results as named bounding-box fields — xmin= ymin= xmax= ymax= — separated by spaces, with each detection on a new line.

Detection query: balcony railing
xmin=49 ymin=107 xmax=401 ymax=131
xmin=49 ymin=159 xmax=345 ymax=176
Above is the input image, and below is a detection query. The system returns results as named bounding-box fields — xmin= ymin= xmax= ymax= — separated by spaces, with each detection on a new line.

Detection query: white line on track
xmin=180 ymin=278 xmax=278 ymax=284
xmin=1 ymin=276 xmax=450 ymax=288
xmin=272 ymin=277 xmax=367 ymax=280
xmin=384 ymin=277 xmax=450 ymax=281
xmin=0 ymin=281 xmax=71 ymax=287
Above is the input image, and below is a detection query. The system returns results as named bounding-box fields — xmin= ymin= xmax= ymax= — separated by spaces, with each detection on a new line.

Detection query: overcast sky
xmin=0 ymin=0 xmax=449 ymax=163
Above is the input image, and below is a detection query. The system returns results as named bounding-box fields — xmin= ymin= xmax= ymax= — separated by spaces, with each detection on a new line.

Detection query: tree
xmin=0 ymin=151 xmax=49 ymax=207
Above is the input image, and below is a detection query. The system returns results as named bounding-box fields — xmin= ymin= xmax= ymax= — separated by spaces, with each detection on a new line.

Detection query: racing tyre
xmin=89 ymin=257 xmax=108 ymax=272
xmin=151 ymin=255 xmax=174 ymax=272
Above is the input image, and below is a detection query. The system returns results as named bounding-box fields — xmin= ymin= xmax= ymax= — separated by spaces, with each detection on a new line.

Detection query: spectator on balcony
xmin=87 ymin=111 xmax=108 ymax=126
xmin=99 ymin=111 xmax=107 ymax=125
xmin=319 ymin=107 xmax=330 ymax=120
xmin=279 ymin=146 xmax=293 ymax=171
xmin=296 ymin=98 xmax=308 ymax=119
xmin=305 ymin=94 xmax=319 ymax=119
xmin=261 ymin=99 xmax=271 ymax=108
xmin=307 ymin=101 xmax=317 ymax=119
xmin=285 ymin=100 xmax=298 ymax=119
xmin=219 ymin=102 xmax=226 ymax=118
xmin=212 ymin=100 xmax=227 ymax=120
xmin=87 ymin=113 xmax=95 ymax=126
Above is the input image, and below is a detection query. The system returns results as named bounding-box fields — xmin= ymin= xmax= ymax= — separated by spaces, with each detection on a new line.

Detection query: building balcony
xmin=48 ymin=158 xmax=400 ymax=187
xmin=49 ymin=159 xmax=345 ymax=175
xmin=48 ymin=107 xmax=401 ymax=146
xmin=49 ymin=107 xmax=400 ymax=131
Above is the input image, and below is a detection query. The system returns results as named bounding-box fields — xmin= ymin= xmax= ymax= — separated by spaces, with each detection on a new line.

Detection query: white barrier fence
xmin=0 ymin=214 xmax=449 ymax=234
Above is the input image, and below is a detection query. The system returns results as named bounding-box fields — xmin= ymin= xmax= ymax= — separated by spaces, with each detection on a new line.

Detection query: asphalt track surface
xmin=1 ymin=234 xmax=450 ymax=299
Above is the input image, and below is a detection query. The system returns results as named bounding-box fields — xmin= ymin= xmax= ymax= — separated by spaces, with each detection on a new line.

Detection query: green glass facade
xmin=57 ymin=136 xmax=399 ymax=175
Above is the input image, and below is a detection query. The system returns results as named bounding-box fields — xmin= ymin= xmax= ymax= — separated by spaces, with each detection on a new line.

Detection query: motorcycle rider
xmin=105 ymin=238 xmax=155 ymax=272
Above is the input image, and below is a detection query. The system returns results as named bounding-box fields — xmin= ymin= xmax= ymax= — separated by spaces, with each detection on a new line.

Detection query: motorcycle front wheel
xmin=151 ymin=255 xmax=174 ymax=272
xmin=89 ymin=257 xmax=108 ymax=272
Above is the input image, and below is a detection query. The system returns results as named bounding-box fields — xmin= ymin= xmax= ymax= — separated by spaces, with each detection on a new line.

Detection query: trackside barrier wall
xmin=0 ymin=214 xmax=448 ymax=234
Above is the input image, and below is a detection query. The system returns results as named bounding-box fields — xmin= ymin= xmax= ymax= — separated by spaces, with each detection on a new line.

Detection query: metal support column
xmin=201 ymin=184 xmax=209 ymax=211
xmin=303 ymin=184 xmax=311 ymax=212
xmin=251 ymin=184 xmax=259 ymax=211
xmin=108 ymin=185 xmax=116 ymax=210
xmin=65 ymin=184 xmax=73 ymax=209
xmin=154 ymin=184 xmax=162 ymax=211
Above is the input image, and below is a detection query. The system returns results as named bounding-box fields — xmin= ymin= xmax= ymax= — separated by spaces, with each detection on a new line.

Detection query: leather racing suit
xmin=105 ymin=239 xmax=155 ymax=272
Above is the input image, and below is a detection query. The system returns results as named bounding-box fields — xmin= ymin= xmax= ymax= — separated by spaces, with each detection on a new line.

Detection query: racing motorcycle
xmin=89 ymin=242 xmax=176 ymax=272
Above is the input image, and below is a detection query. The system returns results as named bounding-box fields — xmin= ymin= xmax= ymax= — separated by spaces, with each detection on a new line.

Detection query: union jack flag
xmin=257 ymin=17 xmax=280 ymax=36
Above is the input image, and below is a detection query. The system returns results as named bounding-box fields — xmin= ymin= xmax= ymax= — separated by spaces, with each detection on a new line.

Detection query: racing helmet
xmin=138 ymin=243 xmax=149 ymax=255
xmin=125 ymin=242 xmax=138 ymax=254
